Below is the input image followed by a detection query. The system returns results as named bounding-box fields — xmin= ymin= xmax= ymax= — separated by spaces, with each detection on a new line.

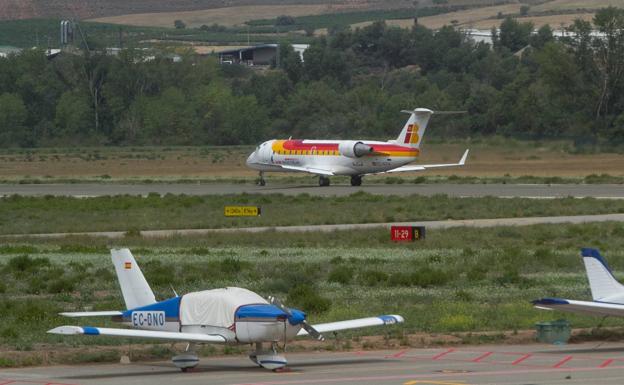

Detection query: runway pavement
xmin=3 ymin=342 xmax=624 ymax=385
xmin=4 ymin=213 xmax=624 ymax=238
xmin=0 ymin=183 xmax=623 ymax=198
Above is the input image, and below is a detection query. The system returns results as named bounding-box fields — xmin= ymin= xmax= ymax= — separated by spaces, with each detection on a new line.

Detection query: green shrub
xmin=47 ymin=277 xmax=76 ymax=293
xmin=359 ymin=270 xmax=388 ymax=286
xmin=5 ymin=255 xmax=50 ymax=273
xmin=327 ymin=266 xmax=353 ymax=285
xmin=287 ymin=284 xmax=331 ymax=313
xmin=467 ymin=264 xmax=488 ymax=282
xmin=220 ymin=257 xmax=247 ymax=274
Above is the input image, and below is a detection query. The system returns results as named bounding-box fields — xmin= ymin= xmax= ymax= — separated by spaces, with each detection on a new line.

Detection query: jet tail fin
xmin=582 ymin=248 xmax=624 ymax=303
xmin=111 ymin=248 xmax=156 ymax=310
xmin=396 ymin=109 xmax=466 ymax=148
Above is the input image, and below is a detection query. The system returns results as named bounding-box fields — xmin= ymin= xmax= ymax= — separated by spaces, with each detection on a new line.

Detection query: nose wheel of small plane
xmin=350 ymin=175 xmax=362 ymax=186
xmin=319 ymin=176 xmax=330 ymax=187
xmin=257 ymin=172 xmax=266 ymax=186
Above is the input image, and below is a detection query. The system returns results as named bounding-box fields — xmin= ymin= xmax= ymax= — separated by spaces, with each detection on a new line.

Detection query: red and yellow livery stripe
xmin=271 ymin=140 xmax=419 ymax=157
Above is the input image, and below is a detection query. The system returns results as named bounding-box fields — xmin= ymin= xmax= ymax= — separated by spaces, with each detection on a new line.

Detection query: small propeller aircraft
xmin=533 ymin=248 xmax=624 ymax=317
xmin=246 ymin=108 xmax=469 ymax=186
xmin=49 ymin=249 xmax=404 ymax=372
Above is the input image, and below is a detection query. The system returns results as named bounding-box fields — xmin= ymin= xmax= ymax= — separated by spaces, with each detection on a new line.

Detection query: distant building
xmin=217 ymin=43 xmax=309 ymax=66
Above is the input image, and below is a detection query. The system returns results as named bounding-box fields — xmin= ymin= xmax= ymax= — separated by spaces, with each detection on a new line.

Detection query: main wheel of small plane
xmin=350 ymin=175 xmax=362 ymax=186
xmin=259 ymin=179 xmax=266 ymax=186
xmin=319 ymin=176 xmax=330 ymax=187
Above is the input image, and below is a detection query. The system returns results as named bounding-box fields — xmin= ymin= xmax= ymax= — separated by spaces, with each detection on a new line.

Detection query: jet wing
xmin=297 ymin=314 xmax=403 ymax=336
xmin=280 ymin=164 xmax=334 ymax=176
xmin=59 ymin=311 xmax=122 ymax=317
xmin=383 ymin=149 xmax=469 ymax=173
xmin=48 ymin=326 xmax=227 ymax=343
xmin=532 ymin=298 xmax=624 ymax=317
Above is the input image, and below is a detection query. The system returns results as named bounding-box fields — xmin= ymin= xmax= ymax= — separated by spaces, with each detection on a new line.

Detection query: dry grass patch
xmin=351 ymin=4 xmax=522 ymax=30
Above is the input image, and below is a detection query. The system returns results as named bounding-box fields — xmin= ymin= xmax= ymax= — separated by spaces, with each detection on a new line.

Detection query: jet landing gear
xmin=350 ymin=175 xmax=362 ymax=186
xmin=249 ymin=342 xmax=287 ymax=371
xmin=257 ymin=171 xmax=266 ymax=186
xmin=319 ymin=176 xmax=330 ymax=187
xmin=173 ymin=343 xmax=199 ymax=372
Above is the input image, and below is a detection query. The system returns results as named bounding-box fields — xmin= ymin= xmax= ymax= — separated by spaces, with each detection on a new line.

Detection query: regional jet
xmin=49 ymin=249 xmax=404 ymax=372
xmin=246 ymin=108 xmax=469 ymax=186
xmin=533 ymin=248 xmax=624 ymax=317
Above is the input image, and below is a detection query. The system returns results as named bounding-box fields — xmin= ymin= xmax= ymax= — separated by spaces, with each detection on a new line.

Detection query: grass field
xmin=1 ymin=221 xmax=624 ymax=366
xmin=2 ymin=193 xmax=624 ymax=235
xmin=0 ymin=140 xmax=623 ymax=183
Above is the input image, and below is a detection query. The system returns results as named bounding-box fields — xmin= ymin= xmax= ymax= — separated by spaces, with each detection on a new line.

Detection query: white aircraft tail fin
xmin=396 ymin=108 xmax=466 ymax=148
xmin=396 ymin=108 xmax=433 ymax=148
xmin=582 ymin=248 xmax=624 ymax=303
xmin=111 ymin=248 xmax=156 ymax=310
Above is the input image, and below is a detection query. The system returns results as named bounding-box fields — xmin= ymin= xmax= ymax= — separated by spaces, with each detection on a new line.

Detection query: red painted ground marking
xmin=599 ymin=359 xmax=614 ymax=368
xmin=511 ymin=354 xmax=532 ymax=365
xmin=471 ymin=351 xmax=493 ymax=362
xmin=388 ymin=350 xmax=407 ymax=359
xmin=431 ymin=349 xmax=455 ymax=360
xmin=0 ymin=381 xmax=75 ymax=385
xmin=552 ymin=355 xmax=573 ymax=368
xmin=233 ymin=364 xmax=624 ymax=385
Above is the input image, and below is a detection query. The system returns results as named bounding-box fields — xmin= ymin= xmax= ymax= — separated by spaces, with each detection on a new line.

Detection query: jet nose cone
xmin=246 ymin=152 xmax=255 ymax=166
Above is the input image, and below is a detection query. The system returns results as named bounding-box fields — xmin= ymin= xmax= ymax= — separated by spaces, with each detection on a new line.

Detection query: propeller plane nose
xmin=287 ymin=308 xmax=306 ymax=325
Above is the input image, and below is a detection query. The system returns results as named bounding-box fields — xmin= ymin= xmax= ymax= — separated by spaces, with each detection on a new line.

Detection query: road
xmin=4 ymin=213 xmax=624 ymax=238
xmin=2 ymin=342 xmax=624 ymax=385
xmin=0 ymin=183 xmax=623 ymax=198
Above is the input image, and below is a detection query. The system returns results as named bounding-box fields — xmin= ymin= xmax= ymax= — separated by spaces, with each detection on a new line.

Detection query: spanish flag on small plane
xmin=124 ymin=262 xmax=132 ymax=269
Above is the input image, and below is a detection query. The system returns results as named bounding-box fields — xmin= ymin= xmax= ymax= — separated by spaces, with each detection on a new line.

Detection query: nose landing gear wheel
xmin=319 ymin=176 xmax=330 ymax=187
xmin=350 ymin=175 xmax=362 ymax=186
xmin=257 ymin=172 xmax=266 ymax=186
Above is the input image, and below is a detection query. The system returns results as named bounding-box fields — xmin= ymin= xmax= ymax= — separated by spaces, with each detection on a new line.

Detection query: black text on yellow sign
xmin=224 ymin=206 xmax=261 ymax=217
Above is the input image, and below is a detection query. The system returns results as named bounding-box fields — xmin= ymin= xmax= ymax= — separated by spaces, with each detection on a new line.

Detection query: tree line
xmin=1 ymin=7 xmax=624 ymax=148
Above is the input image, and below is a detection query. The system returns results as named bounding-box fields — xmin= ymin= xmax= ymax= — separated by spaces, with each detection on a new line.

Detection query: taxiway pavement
xmin=2 ymin=342 xmax=624 ymax=385
xmin=0 ymin=183 xmax=623 ymax=198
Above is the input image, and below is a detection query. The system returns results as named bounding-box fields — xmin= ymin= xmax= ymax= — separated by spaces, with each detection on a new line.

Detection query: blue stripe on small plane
xmin=532 ymin=298 xmax=570 ymax=305
xmin=581 ymin=248 xmax=612 ymax=273
xmin=82 ymin=326 xmax=100 ymax=335
xmin=378 ymin=315 xmax=398 ymax=324
xmin=122 ymin=296 xmax=181 ymax=319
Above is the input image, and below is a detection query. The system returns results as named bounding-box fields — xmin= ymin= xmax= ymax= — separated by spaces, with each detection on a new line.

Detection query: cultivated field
xmin=353 ymin=0 xmax=621 ymax=31
xmin=1 ymin=222 xmax=624 ymax=366
xmin=0 ymin=141 xmax=622 ymax=182
xmin=89 ymin=5 xmax=332 ymax=28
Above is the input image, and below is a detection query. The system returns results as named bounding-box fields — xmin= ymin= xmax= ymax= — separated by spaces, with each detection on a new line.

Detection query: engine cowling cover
xmin=338 ymin=141 xmax=373 ymax=158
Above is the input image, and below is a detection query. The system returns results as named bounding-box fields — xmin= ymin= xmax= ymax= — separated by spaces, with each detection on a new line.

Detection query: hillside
xmin=0 ymin=0 xmax=413 ymax=21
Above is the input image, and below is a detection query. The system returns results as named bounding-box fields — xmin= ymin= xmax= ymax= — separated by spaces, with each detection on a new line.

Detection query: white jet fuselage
xmin=246 ymin=139 xmax=419 ymax=176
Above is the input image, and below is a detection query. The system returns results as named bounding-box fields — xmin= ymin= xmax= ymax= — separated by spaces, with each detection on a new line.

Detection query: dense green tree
xmin=498 ymin=17 xmax=533 ymax=52
xmin=0 ymin=93 xmax=28 ymax=145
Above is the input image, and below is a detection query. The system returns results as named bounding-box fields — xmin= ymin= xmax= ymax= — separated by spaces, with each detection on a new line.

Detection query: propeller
xmin=268 ymin=296 xmax=325 ymax=341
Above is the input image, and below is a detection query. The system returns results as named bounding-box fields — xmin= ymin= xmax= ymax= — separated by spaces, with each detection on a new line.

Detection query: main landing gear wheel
xmin=319 ymin=176 xmax=330 ymax=187
xmin=350 ymin=175 xmax=362 ymax=186
xmin=257 ymin=172 xmax=266 ymax=186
